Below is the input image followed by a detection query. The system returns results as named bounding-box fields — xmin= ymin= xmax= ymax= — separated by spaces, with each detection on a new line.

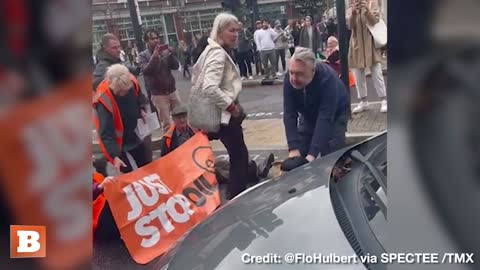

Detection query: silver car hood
xmin=153 ymin=143 xmax=373 ymax=270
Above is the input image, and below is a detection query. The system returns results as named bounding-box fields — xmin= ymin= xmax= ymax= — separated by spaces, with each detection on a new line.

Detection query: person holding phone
xmin=347 ymin=0 xmax=387 ymax=113
xmin=137 ymin=29 xmax=181 ymax=134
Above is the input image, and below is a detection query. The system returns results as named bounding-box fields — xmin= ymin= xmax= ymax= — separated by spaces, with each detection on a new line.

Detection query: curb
xmin=92 ymin=132 xmax=381 ymax=154
xmin=242 ymin=78 xmax=283 ymax=87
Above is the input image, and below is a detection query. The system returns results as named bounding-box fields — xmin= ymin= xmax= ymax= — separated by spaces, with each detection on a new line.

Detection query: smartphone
xmin=156 ymin=44 xmax=168 ymax=52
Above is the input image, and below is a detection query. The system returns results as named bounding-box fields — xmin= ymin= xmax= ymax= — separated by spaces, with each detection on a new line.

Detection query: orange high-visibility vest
xmin=93 ymin=74 xmax=139 ymax=164
xmin=92 ymin=172 xmax=106 ymax=234
xmin=163 ymin=124 xmax=196 ymax=149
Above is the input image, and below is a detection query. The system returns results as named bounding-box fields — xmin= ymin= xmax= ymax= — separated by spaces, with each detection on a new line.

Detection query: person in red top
xmin=93 ymin=64 xmax=149 ymax=174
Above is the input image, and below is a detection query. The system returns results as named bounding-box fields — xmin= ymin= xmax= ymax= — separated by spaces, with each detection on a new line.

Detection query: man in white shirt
xmin=254 ymin=20 xmax=278 ymax=79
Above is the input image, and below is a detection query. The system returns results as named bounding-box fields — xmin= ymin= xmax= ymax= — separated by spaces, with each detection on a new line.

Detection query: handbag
xmin=366 ymin=1 xmax=387 ymax=48
xmin=188 ymin=48 xmax=222 ymax=133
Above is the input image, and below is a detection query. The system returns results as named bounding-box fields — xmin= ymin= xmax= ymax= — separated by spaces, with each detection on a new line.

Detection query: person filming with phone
xmin=137 ymin=29 xmax=181 ymax=134
xmin=347 ymin=0 xmax=387 ymax=114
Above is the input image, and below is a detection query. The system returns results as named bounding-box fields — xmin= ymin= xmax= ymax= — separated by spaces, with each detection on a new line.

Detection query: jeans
xmin=151 ymin=91 xmax=181 ymax=133
xmin=254 ymin=50 xmax=263 ymax=75
xmin=275 ymin=48 xmax=286 ymax=73
xmin=260 ymin=49 xmax=277 ymax=79
xmin=237 ymin=50 xmax=253 ymax=77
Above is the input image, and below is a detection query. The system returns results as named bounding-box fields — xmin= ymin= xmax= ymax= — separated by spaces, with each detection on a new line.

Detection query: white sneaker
xmin=248 ymin=76 xmax=253 ymax=80
xmin=352 ymin=101 xmax=368 ymax=114
xmin=241 ymin=77 xmax=246 ymax=80
xmin=380 ymin=100 xmax=387 ymax=113
xmin=276 ymin=72 xmax=283 ymax=77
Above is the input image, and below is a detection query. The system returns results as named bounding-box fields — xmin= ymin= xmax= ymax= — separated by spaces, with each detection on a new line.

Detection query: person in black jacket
xmin=93 ymin=33 xmax=140 ymax=92
xmin=282 ymin=47 xmax=349 ymax=171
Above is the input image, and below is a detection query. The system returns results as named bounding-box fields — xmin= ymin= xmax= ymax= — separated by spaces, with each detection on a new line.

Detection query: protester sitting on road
xmin=161 ymin=106 xmax=196 ymax=157
xmin=282 ymin=47 xmax=349 ymax=171
xmin=161 ymin=106 xmax=275 ymax=184
xmin=92 ymin=171 xmax=115 ymax=233
xmin=93 ymin=64 xmax=149 ymax=175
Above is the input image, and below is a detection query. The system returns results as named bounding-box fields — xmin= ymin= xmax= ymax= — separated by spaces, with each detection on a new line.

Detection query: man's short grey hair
xmin=101 ymin=33 xmax=118 ymax=49
xmin=106 ymin=64 xmax=133 ymax=92
xmin=291 ymin=47 xmax=316 ymax=68
xmin=210 ymin=13 xmax=239 ymax=42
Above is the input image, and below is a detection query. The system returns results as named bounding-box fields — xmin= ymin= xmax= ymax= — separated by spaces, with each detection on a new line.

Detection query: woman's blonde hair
xmin=106 ymin=64 xmax=133 ymax=92
xmin=210 ymin=13 xmax=239 ymax=42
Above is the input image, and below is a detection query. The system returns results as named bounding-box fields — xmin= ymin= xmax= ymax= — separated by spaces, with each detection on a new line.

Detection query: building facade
xmin=92 ymin=0 xmax=386 ymax=51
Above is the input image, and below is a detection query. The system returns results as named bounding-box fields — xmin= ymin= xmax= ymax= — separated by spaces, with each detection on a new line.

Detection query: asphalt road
xmin=141 ymin=70 xmax=387 ymax=120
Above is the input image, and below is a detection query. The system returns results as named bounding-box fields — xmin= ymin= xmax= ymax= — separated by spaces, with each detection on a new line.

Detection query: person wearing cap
xmin=161 ymin=105 xmax=195 ymax=157
xmin=299 ymin=16 xmax=321 ymax=55
xmin=161 ymin=105 xmax=275 ymax=185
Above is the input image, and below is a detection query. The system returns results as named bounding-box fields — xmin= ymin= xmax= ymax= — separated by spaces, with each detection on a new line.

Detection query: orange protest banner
xmin=0 ymin=74 xmax=93 ymax=270
xmin=104 ymin=133 xmax=220 ymax=264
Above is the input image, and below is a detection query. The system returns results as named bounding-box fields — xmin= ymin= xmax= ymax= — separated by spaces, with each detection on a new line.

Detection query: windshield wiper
xmin=351 ymin=150 xmax=387 ymax=217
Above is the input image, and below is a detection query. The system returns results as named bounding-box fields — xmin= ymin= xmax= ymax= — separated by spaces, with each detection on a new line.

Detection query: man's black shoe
xmin=258 ymin=153 xmax=275 ymax=178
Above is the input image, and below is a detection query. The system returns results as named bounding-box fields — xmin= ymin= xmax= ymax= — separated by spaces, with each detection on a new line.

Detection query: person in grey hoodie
xmin=273 ymin=20 xmax=288 ymax=75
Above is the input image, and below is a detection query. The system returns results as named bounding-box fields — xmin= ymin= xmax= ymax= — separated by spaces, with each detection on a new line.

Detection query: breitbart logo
xmin=10 ymin=225 xmax=46 ymax=258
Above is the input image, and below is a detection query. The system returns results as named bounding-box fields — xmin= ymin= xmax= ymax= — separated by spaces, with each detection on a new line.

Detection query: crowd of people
xmin=92 ymin=0 xmax=388 ymax=245
xmin=173 ymin=16 xmax=340 ymax=82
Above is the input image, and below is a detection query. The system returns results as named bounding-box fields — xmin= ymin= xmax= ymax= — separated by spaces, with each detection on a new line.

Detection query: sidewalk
xmin=92 ymin=103 xmax=386 ymax=153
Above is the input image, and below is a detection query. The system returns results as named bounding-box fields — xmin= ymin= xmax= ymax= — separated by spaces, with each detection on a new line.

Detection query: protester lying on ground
xmin=161 ymin=105 xmax=275 ymax=184
xmin=282 ymin=47 xmax=349 ymax=172
xmin=93 ymin=64 xmax=150 ymax=175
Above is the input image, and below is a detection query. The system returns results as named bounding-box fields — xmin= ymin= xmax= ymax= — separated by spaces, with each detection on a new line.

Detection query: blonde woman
xmin=190 ymin=13 xmax=249 ymax=200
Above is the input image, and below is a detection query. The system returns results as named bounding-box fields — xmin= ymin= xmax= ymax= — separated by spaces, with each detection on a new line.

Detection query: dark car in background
xmin=153 ymin=132 xmax=388 ymax=270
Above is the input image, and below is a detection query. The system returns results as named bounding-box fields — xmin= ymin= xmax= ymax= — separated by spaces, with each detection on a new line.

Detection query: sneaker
xmin=276 ymin=72 xmax=283 ymax=77
xmin=248 ymin=76 xmax=253 ymax=80
xmin=380 ymin=100 xmax=387 ymax=113
xmin=241 ymin=77 xmax=246 ymax=80
xmin=352 ymin=101 xmax=368 ymax=114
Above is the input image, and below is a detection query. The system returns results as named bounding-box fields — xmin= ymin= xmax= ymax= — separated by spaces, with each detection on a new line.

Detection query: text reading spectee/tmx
xmin=241 ymin=253 xmax=476 ymax=265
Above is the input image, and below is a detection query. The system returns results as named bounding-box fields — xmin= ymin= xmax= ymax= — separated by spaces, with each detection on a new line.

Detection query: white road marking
xmin=246 ymin=102 xmax=384 ymax=118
